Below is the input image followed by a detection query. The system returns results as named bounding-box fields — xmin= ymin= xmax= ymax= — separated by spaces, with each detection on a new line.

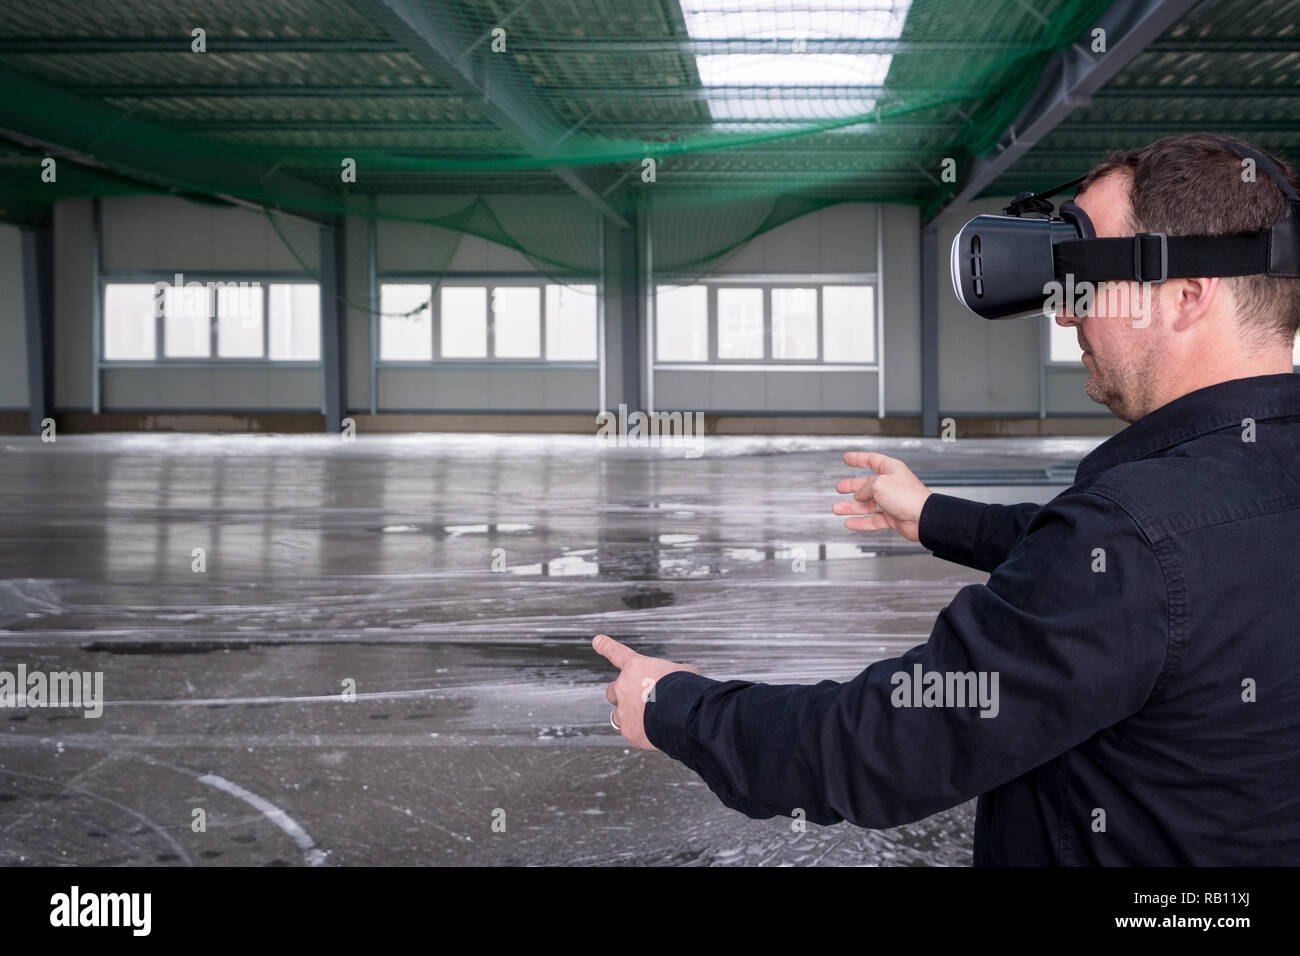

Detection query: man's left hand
xmin=592 ymin=634 xmax=701 ymax=750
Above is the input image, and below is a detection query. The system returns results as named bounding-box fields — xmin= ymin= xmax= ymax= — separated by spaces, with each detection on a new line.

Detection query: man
xmin=593 ymin=133 xmax=1300 ymax=865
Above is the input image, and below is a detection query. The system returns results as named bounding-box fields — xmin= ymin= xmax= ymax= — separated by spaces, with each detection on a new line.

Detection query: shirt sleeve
xmin=643 ymin=491 xmax=1170 ymax=829
xmin=917 ymin=493 xmax=1045 ymax=572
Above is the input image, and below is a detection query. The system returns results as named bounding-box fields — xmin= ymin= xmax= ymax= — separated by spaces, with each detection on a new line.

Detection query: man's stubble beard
xmin=1083 ymin=293 xmax=1161 ymax=424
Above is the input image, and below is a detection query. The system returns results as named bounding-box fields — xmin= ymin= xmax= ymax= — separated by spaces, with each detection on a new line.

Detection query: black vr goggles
xmin=951 ymin=138 xmax=1300 ymax=320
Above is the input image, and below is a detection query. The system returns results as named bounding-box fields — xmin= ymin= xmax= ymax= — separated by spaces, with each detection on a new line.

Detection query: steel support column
xmin=320 ymin=216 xmax=347 ymax=432
xmin=617 ymin=214 xmax=641 ymax=411
xmin=21 ymin=213 xmax=54 ymax=435
xmin=920 ymin=223 xmax=939 ymax=438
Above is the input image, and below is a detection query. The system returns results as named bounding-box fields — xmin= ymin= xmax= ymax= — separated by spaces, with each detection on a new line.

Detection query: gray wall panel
xmin=708 ymin=371 xmax=766 ymax=410
xmin=652 ymin=371 xmax=709 ymax=411
xmin=0 ymin=225 xmax=29 ymax=408
xmin=486 ymin=368 xmax=542 ymax=409
xmin=100 ymin=196 xmax=306 ymax=272
xmin=267 ymin=368 xmax=321 ymax=410
xmin=881 ymin=203 xmax=921 ymax=413
xmin=820 ymin=369 xmax=876 ymax=413
xmin=378 ymin=368 xmax=433 ymax=409
xmin=543 ymin=369 xmax=597 ymax=409
xmin=54 ymin=200 xmax=93 ymax=409
xmin=764 ymin=370 xmax=821 ymax=411
xmin=102 ymin=368 xmax=159 ymax=408
xmin=429 ymin=369 xmax=490 ymax=409
xmin=213 ymin=368 xmax=270 ymax=409
xmin=102 ymin=367 xmax=318 ymax=410
xmin=711 ymin=201 xmax=877 ymax=276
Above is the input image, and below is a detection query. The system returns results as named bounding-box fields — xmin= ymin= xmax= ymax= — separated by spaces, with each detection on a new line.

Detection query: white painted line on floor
xmin=198 ymin=773 xmax=327 ymax=866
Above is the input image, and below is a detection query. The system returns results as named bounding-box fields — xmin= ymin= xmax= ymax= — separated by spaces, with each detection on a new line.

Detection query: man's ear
xmin=1167 ymin=275 xmax=1220 ymax=331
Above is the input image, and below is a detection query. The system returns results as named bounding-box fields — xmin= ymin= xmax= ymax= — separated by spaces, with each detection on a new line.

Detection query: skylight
xmin=679 ymin=0 xmax=913 ymax=127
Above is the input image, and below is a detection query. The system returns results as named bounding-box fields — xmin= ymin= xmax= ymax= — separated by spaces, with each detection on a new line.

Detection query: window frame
xmin=654 ymin=275 xmax=878 ymax=369
xmin=99 ymin=273 xmax=323 ymax=366
xmin=376 ymin=274 xmax=599 ymax=367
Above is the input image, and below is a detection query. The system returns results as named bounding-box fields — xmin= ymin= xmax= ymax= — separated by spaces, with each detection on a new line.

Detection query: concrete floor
xmin=0 ymin=432 xmax=1100 ymax=866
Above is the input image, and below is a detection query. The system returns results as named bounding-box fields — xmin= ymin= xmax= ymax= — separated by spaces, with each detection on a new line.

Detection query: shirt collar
xmin=1074 ymin=372 xmax=1300 ymax=484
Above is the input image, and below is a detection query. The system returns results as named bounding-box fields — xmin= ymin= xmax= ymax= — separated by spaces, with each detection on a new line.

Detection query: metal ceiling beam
xmin=0 ymin=64 xmax=334 ymax=224
xmin=549 ymin=85 xmax=997 ymax=102
xmin=170 ymin=118 xmax=958 ymax=133
xmin=377 ymin=144 xmax=950 ymax=158
xmin=985 ymin=149 xmax=1131 ymax=161
xmin=998 ymin=144 xmax=1300 ymax=164
xmin=1154 ymin=39 xmax=1300 ymax=53
xmin=653 ymin=174 xmax=927 ymax=183
xmin=357 ymin=0 xmax=630 ymax=229
xmin=512 ymin=38 xmax=1048 ymax=55
xmin=0 ymin=37 xmax=400 ymax=54
xmin=83 ymin=83 xmax=999 ymax=101
xmin=1056 ymin=120 xmax=1300 ymax=134
xmin=90 ymin=84 xmax=458 ymax=99
xmin=1097 ymin=85 xmax=1300 ymax=98
xmin=21 ymin=34 xmax=1278 ymax=57
xmin=929 ymin=0 xmax=1200 ymax=222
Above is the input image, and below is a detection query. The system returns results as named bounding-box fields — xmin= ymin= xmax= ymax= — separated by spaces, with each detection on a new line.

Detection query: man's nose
xmin=1054 ymin=306 xmax=1080 ymax=329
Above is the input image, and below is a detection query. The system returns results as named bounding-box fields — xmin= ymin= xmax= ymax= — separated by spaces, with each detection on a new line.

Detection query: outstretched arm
xmin=918 ymin=494 xmax=1045 ymax=573
xmin=834 ymin=452 xmax=1044 ymax=572
xmin=602 ymin=491 xmax=1169 ymax=829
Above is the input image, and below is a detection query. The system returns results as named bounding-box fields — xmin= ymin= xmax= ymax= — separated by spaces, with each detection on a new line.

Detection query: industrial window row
xmin=102 ymin=280 xmax=321 ymax=362
xmin=378 ymin=281 xmax=598 ymax=363
xmin=655 ymin=282 xmax=877 ymax=365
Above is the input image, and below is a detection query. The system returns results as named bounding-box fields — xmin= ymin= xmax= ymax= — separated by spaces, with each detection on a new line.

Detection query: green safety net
xmin=0 ymin=0 xmax=1115 ymax=307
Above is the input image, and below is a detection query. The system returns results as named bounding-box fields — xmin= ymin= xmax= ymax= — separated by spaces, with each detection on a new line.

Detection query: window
xmin=823 ymin=285 xmax=874 ymax=363
xmin=656 ymin=285 xmax=708 ymax=361
xmin=102 ymin=279 xmax=320 ymax=362
xmin=490 ymin=287 xmax=540 ymax=358
xmin=717 ymin=288 xmax=763 ymax=359
xmin=268 ymin=284 xmax=321 ymax=360
xmin=103 ymin=284 xmax=156 ymax=360
xmin=378 ymin=280 xmax=599 ymax=362
xmin=163 ymin=285 xmax=210 ymax=358
xmin=440 ymin=286 xmax=488 ymax=358
xmin=771 ymin=287 xmax=818 ymax=359
xmin=546 ymin=284 xmax=597 ymax=360
xmin=380 ymin=283 xmax=433 ymax=361
xmin=655 ymin=280 xmax=876 ymax=365
xmin=216 ymin=284 xmax=263 ymax=358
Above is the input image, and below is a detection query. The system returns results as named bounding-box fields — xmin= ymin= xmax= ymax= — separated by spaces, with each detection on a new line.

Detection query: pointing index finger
xmin=592 ymin=634 xmax=637 ymax=670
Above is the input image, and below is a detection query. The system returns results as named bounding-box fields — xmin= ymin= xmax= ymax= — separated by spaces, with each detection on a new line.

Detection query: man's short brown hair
xmin=1077 ymin=133 xmax=1300 ymax=350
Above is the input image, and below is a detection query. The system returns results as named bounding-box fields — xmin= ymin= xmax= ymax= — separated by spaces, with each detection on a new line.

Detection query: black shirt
xmin=644 ymin=373 xmax=1300 ymax=865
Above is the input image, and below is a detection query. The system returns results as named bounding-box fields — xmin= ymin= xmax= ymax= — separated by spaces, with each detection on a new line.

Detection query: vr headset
xmin=950 ymin=137 xmax=1300 ymax=320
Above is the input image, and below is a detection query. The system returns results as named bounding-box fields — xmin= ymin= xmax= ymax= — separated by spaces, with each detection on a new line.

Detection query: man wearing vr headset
xmin=595 ymin=132 xmax=1300 ymax=866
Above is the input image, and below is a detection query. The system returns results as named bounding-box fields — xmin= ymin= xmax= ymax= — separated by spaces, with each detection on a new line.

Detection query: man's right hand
xmin=833 ymin=452 xmax=933 ymax=543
